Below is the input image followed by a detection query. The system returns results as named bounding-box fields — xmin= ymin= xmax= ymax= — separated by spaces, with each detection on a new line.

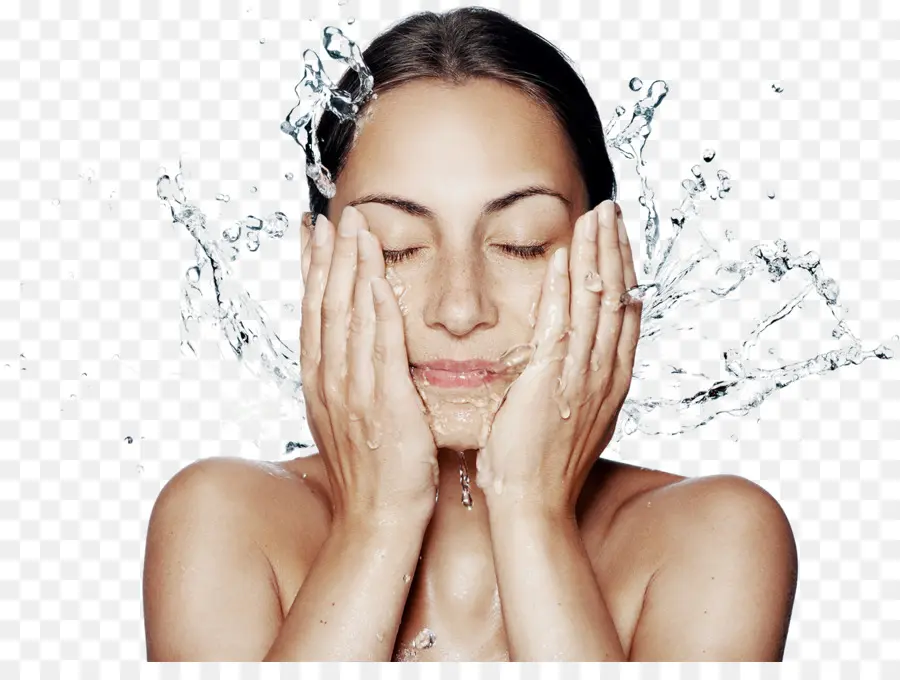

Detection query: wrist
xmin=334 ymin=500 xmax=434 ymax=538
xmin=484 ymin=489 xmax=575 ymax=528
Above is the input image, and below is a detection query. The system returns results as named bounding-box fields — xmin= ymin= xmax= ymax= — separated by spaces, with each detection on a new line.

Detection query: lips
xmin=410 ymin=360 xmax=500 ymax=389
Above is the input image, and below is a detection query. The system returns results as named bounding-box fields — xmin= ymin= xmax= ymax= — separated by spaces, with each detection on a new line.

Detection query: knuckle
xmin=372 ymin=341 xmax=389 ymax=365
xmin=348 ymin=310 xmax=366 ymax=336
xmin=321 ymin=300 xmax=346 ymax=326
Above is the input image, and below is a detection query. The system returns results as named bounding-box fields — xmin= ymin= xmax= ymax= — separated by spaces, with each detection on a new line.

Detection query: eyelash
xmin=382 ymin=244 xmax=550 ymax=265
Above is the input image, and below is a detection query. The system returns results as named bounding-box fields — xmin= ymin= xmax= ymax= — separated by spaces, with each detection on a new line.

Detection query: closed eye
xmin=382 ymin=243 xmax=549 ymax=265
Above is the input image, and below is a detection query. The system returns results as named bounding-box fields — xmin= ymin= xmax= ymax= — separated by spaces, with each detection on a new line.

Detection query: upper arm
xmin=628 ymin=475 xmax=798 ymax=661
xmin=142 ymin=457 xmax=284 ymax=661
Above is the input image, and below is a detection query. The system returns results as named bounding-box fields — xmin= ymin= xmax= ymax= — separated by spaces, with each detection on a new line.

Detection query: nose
xmin=424 ymin=254 xmax=498 ymax=337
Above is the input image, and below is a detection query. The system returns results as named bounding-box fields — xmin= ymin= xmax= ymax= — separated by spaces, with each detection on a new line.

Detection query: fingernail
xmin=370 ymin=277 xmax=388 ymax=303
xmin=601 ymin=201 xmax=616 ymax=229
xmin=585 ymin=211 xmax=598 ymax=242
xmin=554 ymin=246 xmax=568 ymax=274
xmin=358 ymin=228 xmax=374 ymax=260
xmin=617 ymin=213 xmax=628 ymax=244
xmin=314 ymin=216 xmax=329 ymax=245
xmin=339 ymin=206 xmax=358 ymax=237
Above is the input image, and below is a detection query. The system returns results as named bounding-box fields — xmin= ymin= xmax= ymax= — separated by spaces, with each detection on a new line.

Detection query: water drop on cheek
xmin=528 ymin=300 xmax=538 ymax=327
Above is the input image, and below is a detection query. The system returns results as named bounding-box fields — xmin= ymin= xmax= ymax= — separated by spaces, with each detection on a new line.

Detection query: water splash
xmin=155 ymin=160 xmax=312 ymax=446
xmin=279 ymin=26 xmax=375 ymax=199
xmin=158 ymin=26 xmax=895 ymax=504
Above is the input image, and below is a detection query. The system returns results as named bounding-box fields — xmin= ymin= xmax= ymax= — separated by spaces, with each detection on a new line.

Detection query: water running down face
xmin=314 ymin=78 xmax=592 ymax=453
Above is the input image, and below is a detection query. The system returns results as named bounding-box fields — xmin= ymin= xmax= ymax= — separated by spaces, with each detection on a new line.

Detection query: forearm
xmin=264 ymin=513 xmax=429 ymax=661
xmin=487 ymin=501 xmax=626 ymax=661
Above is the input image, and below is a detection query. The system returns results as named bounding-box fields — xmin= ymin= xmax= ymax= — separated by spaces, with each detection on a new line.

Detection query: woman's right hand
xmin=300 ymin=206 xmax=439 ymax=526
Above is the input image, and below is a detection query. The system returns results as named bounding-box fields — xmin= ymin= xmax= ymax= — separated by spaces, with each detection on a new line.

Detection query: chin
xmin=424 ymin=401 xmax=493 ymax=453
xmin=431 ymin=427 xmax=483 ymax=453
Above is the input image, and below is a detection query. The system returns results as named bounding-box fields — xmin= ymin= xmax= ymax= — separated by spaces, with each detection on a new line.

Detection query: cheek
xmin=495 ymin=273 xmax=544 ymax=327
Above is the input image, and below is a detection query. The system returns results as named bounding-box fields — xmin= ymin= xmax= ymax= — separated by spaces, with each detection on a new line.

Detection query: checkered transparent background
xmin=3 ymin=0 xmax=899 ymax=676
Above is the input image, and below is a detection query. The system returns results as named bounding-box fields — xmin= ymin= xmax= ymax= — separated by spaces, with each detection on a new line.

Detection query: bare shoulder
xmin=142 ymin=455 xmax=331 ymax=660
xmin=597 ymin=461 xmax=796 ymax=571
xmin=595 ymin=462 xmax=799 ymax=660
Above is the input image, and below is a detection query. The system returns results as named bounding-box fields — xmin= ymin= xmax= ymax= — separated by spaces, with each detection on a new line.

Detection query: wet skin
xmin=142 ymin=79 xmax=798 ymax=661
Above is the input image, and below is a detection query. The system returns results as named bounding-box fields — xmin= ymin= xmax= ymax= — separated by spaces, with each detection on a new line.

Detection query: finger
xmin=300 ymin=214 xmax=335 ymax=371
xmin=299 ymin=215 xmax=336 ymax=462
xmin=616 ymin=206 xmax=641 ymax=385
xmin=321 ymin=206 xmax=362 ymax=394
xmin=347 ymin=230 xmax=380 ymax=408
xmin=563 ymin=208 xmax=601 ymax=389
xmin=301 ymin=211 xmax=315 ymax=286
xmin=370 ymin=277 xmax=414 ymax=398
xmin=302 ymin=225 xmax=313 ymax=287
xmin=530 ymin=245 xmax=571 ymax=368
xmin=590 ymin=201 xmax=625 ymax=392
xmin=356 ymin=220 xmax=386 ymax=281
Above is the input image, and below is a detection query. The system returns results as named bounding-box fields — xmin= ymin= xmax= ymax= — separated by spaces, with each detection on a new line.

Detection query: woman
xmin=143 ymin=7 xmax=798 ymax=661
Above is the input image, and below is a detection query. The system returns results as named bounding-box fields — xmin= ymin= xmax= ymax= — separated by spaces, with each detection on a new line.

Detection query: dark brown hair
xmin=306 ymin=6 xmax=616 ymax=220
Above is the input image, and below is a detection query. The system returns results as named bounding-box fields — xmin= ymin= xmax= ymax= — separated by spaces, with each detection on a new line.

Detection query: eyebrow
xmin=346 ymin=184 xmax=571 ymax=220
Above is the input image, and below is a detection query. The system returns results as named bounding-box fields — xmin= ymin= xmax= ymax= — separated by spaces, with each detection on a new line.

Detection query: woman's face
xmin=305 ymin=78 xmax=590 ymax=452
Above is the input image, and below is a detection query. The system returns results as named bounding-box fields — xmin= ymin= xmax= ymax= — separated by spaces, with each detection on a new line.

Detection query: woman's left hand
xmin=475 ymin=200 xmax=641 ymax=516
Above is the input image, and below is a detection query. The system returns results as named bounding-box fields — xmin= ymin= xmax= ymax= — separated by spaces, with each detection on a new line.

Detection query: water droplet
xmin=348 ymin=17 xmax=356 ymax=25
xmin=725 ymin=229 xmax=734 ymax=241
xmin=413 ymin=628 xmax=436 ymax=650
xmin=874 ymin=345 xmax=894 ymax=360
xmin=629 ymin=77 xmax=643 ymax=91
xmin=283 ymin=303 xmax=295 ymax=313
xmin=691 ymin=164 xmax=702 ymax=178
xmin=767 ymin=190 xmax=776 ymax=199
xmin=81 ymin=372 xmax=87 ymax=377
xmin=771 ymin=82 xmax=784 ymax=93
xmin=702 ymin=149 xmax=716 ymax=162
xmin=458 ymin=451 xmax=473 ymax=509
xmin=376 ymin=632 xmax=384 ymax=642
xmin=52 ymin=199 xmax=60 ymax=206
xmin=584 ymin=271 xmax=604 ymax=293
xmin=136 ymin=464 xmax=144 ymax=474
xmin=80 ymin=168 xmax=96 ymax=183
xmin=259 ymin=37 xmax=266 ymax=44
xmin=614 ymin=105 xmax=626 ymax=116
xmin=403 ymin=573 xmax=412 ymax=584
xmin=246 ymin=233 xmax=260 ymax=252
xmin=262 ymin=211 xmax=289 ymax=238
xmin=215 ymin=193 xmax=230 ymax=202
xmin=730 ymin=434 xmax=738 ymax=442
xmin=186 ymin=266 xmax=200 ymax=282
xmin=250 ymin=186 xmax=258 ymax=193
xmin=285 ymin=172 xmax=294 ymax=180
xmin=124 ymin=436 xmax=133 ymax=444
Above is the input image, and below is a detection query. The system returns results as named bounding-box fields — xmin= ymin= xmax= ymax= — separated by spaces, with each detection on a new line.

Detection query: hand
xmin=300 ymin=207 xmax=439 ymax=525
xmin=475 ymin=200 xmax=641 ymax=515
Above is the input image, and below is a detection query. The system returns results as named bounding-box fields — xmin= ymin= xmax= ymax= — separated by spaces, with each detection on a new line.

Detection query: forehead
xmin=336 ymin=78 xmax=586 ymax=212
